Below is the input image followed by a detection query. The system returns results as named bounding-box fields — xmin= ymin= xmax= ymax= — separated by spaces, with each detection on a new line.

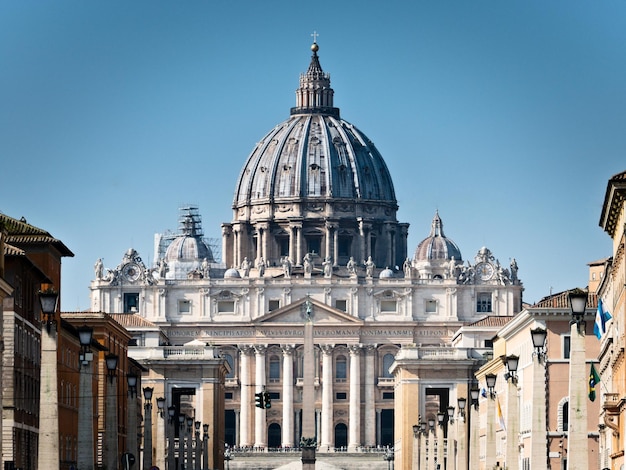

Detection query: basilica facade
xmin=89 ymin=42 xmax=523 ymax=468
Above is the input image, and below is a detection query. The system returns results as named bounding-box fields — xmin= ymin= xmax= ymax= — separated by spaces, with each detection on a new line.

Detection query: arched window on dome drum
xmin=335 ymin=355 xmax=347 ymax=381
xmin=382 ymin=354 xmax=395 ymax=378
xmin=269 ymin=355 xmax=281 ymax=382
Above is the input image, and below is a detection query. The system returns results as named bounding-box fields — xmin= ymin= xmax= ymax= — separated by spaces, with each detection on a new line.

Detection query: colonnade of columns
xmin=221 ymin=219 xmax=408 ymax=270
xmin=237 ymin=343 xmax=381 ymax=450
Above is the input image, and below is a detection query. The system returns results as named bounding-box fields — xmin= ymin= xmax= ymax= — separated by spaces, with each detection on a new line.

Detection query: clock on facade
xmin=122 ymin=263 xmax=141 ymax=282
xmin=475 ymin=262 xmax=494 ymax=281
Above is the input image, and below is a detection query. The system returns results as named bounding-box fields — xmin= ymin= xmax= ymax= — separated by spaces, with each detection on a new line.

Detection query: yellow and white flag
xmin=496 ymin=397 xmax=506 ymax=431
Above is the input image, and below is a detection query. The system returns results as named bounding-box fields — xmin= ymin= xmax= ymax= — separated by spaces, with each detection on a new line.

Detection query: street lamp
xmin=457 ymin=397 xmax=468 ymax=470
xmin=167 ymin=405 xmax=177 ymax=470
xmin=104 ymin=354 xmax=119 ymax=470
xmin=418 ymin=421 xmax=427 ymax=470
xmin=436 ymin=411 xmax=445 ymax=469
xmin=531 ymin=327 xmax=547 ymax=358
xmin=469 ymin=385 xmax=480 ymax=470
xmin=446 ymin=406 xmax=456 ymax=470
xmin=568 ymin=288 xmax=589 ymax=470
xmin=37 ymin=288 xmax=60 ymax=470
xmin=77 ymin=326 xmax=95 ymax=470
xmin=428 ymin=418 xmax=436 ymax=470
xmin=143 ymin=386 xmax=154 ymax=470
xmin=485 ymin=373 xmax=498 ymax=468
xmin=504 ymin=355 xmax=519 ymax=383
xmin=457 ymin=397 xmax=467 ymax=418
xmin=485 ymin=373 xmax=497 ymax=399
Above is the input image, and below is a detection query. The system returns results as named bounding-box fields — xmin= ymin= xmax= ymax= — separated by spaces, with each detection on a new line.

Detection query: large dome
xmin=164 ymin=207 xmax=213 ymax=263
xmin=223 ymin=42 xmax=408 ymax=272
xmin=233 ymin=43 xmax=397 ymax=217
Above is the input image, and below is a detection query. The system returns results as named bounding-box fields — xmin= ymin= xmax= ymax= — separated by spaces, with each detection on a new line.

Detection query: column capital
xmin=320 ymin=344 xmax=335 ymax=355
xmin=281 ymin=344 xmax=296 ymax=355
xmin=239 ymin=345 xmax=254 ymax=356
xmin=348 ymin=344 xmax=362 ymax=355
xmin=363 ymin=344 xmax=377 ymax=354
xmin=253 ymin=344 xmax=268 ymax=355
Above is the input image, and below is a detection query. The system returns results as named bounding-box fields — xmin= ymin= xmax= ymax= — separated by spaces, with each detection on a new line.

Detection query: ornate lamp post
xmin=456 ymin=397 xmax=467 ymax=470
xmin=568 ymin=289 xmax=589 ymax=470
xmin=105 ymin=353 xmax=119 ymax=470
xmin=203 ymin=424 xmax=210 ymax=470
xmin=77 ymin=326 xmax=95 ymax=470
xmin=37 ymin=289 xmax=60 ymax=470
xmin=530 ymin=326 xmax=548 ymax=470
xmin=504 ymin=355 xmax=519 ymax=470
xmin=469 ymin=386 xmax=480 ymax=470
xmin=156 ymin=397 xmax=166 ymax=470
xmin=143 ymin=387 xmax=154 ymax=470
xmin=126 ymin=372 xmax=138 ymax=467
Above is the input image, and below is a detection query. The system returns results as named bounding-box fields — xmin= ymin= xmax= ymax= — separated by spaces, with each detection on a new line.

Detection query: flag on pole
xmin=496 ymin=397 xmax=506 ymax=431
xmin=589 ymin=363 xmax=600 ymax=401
xmin=594 ymin=298 xmax=612 ymax=340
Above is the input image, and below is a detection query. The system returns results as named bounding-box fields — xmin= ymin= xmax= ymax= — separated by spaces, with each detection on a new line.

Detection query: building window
xmin=476 ymin=293 xmax=492 ymax=313
xmin=178 ymin=299 xmax=191 ymax=314
xmin=425 ymin=300 xmax=437 ymax=314
xmin=382 ymin=392 xmax=394 ymax=400
xmin=563 ymin=335 xmax=571 ymax=359
xmin=224 ymin=354 xmax=235 ymax=378
xmin=269 ymin=392 xmax=280 ymax=400
xmin=381 ymin=300 xmax=397 ymax=313
xmin=306 ymin=236 xmax=321 ymax=255
xmin=336 ymin=392 xmax=347 ymax=400
xmin=218 ymin=301 xmax=235 ymax=313
xmin=335 ymin=300 xmax=347 ymax=312
xmin=225 ymin=392 xmax=233 ymax=400
xmin=484 ymin=339 xmax=493 ymax=348
xmin=269 ymin=300 xmax=280 ymax=311
xmin=278 ymin=237 xmax=289 ymax=257
xmin=338 ymin=236 xmax=352 ymax=257
xmin=269 ymin=355 xmax=281 ymax=382
xmin=382 ymin=354 xmax=395 ymax=378
xmin=336 ymin=355 xmax=347 ymax=381
xmin=124 ymin=293 xmax=139 ymax=313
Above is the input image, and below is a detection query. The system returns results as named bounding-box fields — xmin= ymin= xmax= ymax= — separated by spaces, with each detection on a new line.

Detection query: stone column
xmin=447 ymin=418 xmax=456 ymax=470
xmin=568 ymin=321 xmax=588 ymax=470
xmin=78 ymin=359 xmax=95 ymax=470
xmin=296 ymin=226 xmax=302 ymax=265
xmin=105 ymin=373 xmax=118 ymax=470
xmin=256 ymin=226 xmax=262 ymax=261
xmin=155 ymin=410 xmax=165 ymax=470
xmin=436 ymin=422 xmax=444 ymax=470
xmin=530 ymin=352 xmax=547 ymax=470
xmin=302 ymin=323 xmax=315 ymax=439
xmin=348 ymin=344 xmax=361 ymax=451
xmin=427 ymin=426 xmax=435 ymax=470
xmin=333 ymin=227 xmax=339 ymax=265
xmin=457 ymin=412 xmax=467 ymax=470
xmin=239 ymin=346 xmax=253 ymax=447
xmin=419 ymin=431 xmax=427 ymax=470
xmin=38 ymin=326 xmax=60 ymax=470
xmin=254 ymin=345 xmax=268 ymax=449
xmin=505 ymin=379 xmax=519 ymax=470
xmin=320 ymin=344 xmax=334 ymax=451
xmin=486 ymin=395 xmax=496 ymax=469
xmin=469 ymin=404 xmax=480 ymax=470
xmin=364 ymin=345 xmax=376 ymax=447
xmin=282 ymin=345 xmax=295 ymax=448
xmin=325 ymin=223 xmax=332 ymax=261
xmin=143 ymin=400 xmax=153 ymax=470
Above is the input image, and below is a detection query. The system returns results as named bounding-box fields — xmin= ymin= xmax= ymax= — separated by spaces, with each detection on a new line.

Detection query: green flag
xmin=589 ymin=363 xmax=600 ymax=401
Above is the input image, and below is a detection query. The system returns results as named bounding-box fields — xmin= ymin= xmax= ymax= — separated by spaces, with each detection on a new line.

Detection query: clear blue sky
xmin=1 ymin=1 xmax=624 ymax=310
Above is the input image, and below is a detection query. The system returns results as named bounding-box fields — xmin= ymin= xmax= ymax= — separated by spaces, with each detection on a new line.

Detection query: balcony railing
xmin=604 ymin=393 xmax=622 ymax=412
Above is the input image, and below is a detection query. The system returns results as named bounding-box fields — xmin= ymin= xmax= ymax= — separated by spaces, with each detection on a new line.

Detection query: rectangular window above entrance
xmin=124 ymin=293 xmax=139 ymax=313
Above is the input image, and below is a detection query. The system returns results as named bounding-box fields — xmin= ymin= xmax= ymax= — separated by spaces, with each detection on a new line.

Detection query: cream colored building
xmin=90 ymin=42 xmax=524 ymax=469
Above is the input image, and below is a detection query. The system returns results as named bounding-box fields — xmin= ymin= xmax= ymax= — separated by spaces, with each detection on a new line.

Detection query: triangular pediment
xmin=256 ymin=297 xmax=363 ymax=325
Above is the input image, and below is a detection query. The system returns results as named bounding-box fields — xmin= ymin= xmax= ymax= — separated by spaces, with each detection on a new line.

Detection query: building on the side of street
xmin=597 ymin=170 xmax=626 ymax=470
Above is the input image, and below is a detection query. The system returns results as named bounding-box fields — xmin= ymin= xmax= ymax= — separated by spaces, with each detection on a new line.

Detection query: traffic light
xmin=264 ymin=391 xmax=271 ymax=409
xmin=255 ymin=392 xmax=264 ymax=408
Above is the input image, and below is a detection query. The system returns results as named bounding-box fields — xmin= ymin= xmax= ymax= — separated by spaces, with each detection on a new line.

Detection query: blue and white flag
xmin=594 ymin=298 xmax=612 ymax=340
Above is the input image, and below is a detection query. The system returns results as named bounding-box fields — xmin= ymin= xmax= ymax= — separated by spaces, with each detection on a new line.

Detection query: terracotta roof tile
xmin=467 ymin=316 xmax=515 ymax=328
xmin=533 ymin=290 xmax=597 ymax=309
xmin=0 ymin=214 xmax=73 ymax=256
xmin=109 ymin=313 xmax=158 ymax=329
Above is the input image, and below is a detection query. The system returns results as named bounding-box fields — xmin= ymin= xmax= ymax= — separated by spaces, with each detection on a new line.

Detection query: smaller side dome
xmin=414 ymin=211 xmax=462 ymax=262
xmin=224 ymin=268 xmax=241 ymax=279
xmin=379 ymin=267 xmax=394 ymax=279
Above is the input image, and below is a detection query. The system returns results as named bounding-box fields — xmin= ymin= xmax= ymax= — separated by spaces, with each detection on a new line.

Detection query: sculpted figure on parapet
xmin=282 ymin=256 xmax=292 ymax=278
xmin=347 ymin=257 xmax=357 ymax=275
